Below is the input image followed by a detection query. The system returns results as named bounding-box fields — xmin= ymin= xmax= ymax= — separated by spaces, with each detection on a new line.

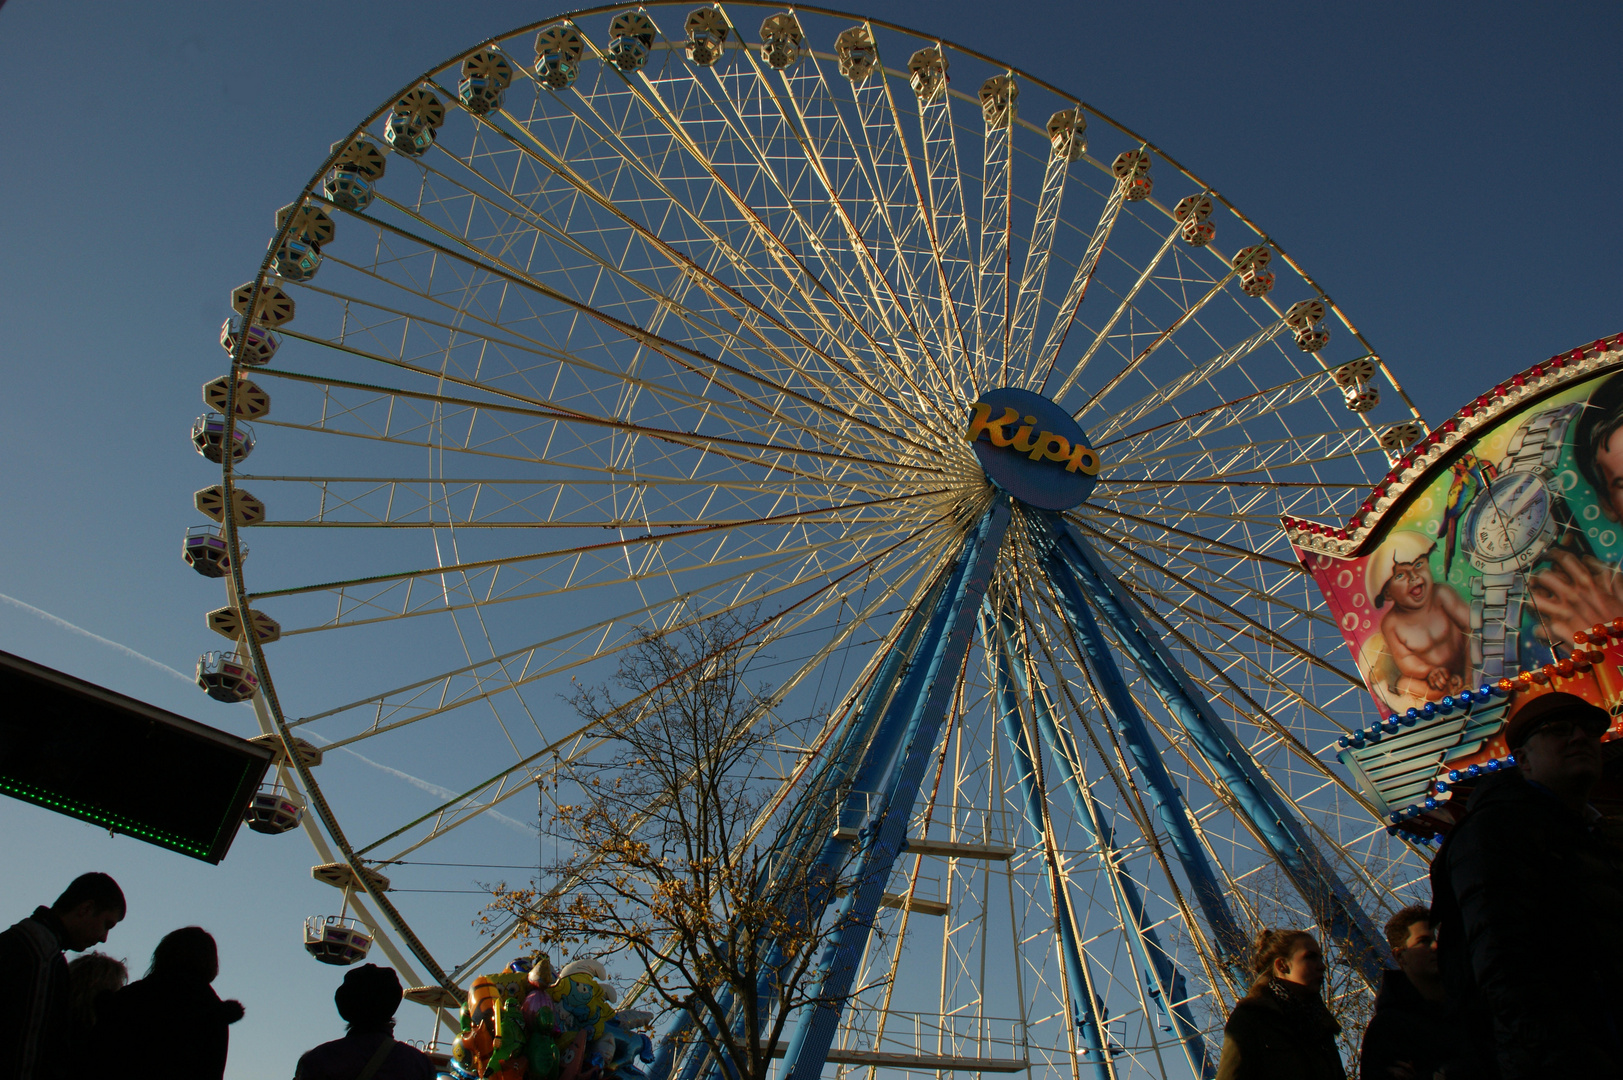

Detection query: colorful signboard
xmin=1287 ymin=335 xmax=1623 ymax=832
xmin=965 ymin=387 xmax=1101 ymax=510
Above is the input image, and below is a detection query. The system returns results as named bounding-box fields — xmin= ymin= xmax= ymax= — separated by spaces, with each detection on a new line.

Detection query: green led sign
xmin=0 ymin=651 xmax=274 ymax=864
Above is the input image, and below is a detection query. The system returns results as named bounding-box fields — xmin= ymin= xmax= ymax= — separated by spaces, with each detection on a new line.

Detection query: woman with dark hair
xmin=93 ymin=927 xmax=244 ymax=1079
xmin=1214 ymin=928 xmax=1346 ymax=1080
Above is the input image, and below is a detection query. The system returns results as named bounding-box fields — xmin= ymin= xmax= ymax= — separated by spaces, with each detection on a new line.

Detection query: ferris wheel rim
xmin=201 ymin=7 xmax=1428 ymax=1069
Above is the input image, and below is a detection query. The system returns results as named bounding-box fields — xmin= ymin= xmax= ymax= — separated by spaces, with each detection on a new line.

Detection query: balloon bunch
xmin=446 ymin=956 xmax=655 ymax=1080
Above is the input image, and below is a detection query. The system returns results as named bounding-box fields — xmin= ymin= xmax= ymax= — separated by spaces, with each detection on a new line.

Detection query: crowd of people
xmin=1215 ymin=689 xmax=1623 ymax=1080
xmin=0 ymin=872 xmax=432 ymax=1080
xmin=5 ymin=690 xmax=1621 ymax=1080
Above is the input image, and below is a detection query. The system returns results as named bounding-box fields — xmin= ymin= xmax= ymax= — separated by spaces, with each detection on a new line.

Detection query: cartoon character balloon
xmin=551 ymin=959 xmax=615 ymax=1042
xmin=448 ymin=954 xmax=645 ymax=1080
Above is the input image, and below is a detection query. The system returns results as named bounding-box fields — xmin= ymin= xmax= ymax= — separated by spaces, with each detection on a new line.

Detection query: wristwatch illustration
xmin=1461 ymin=403 xmax=1580 ymax=681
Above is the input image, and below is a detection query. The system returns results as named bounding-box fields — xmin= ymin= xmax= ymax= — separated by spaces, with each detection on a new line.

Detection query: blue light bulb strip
xmin=1336 ymin=682 xmax=1507 ymax=751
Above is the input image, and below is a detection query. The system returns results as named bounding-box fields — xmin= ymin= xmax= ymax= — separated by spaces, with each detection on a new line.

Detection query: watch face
xmin=1467 ymin=472 xmax=1550 ymax=565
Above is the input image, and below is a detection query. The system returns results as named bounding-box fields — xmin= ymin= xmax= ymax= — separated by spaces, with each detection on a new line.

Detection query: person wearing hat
xmin=293 ymin=965 xmax=433 ymax=1080
xmin=1429 ymin=691 xmax=1623 ymax=1079
xmin=1365 ymin=529 xmax=1469 ymax=703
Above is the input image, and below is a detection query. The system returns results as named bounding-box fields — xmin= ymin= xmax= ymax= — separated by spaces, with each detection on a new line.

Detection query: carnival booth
xmin=1290 ymin=333 xmax=1623 ymax=839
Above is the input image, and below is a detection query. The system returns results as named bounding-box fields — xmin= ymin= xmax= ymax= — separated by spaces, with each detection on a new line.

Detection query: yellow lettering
xmin=965 ymin=403 xmax=1021 ymax=447
xmin=1012 ymin=416 xmax=1039 ymax=453
xmin=966 ymin=402 xmax=1104 ymax=478
xmin=1030 ymin=432 xmax=1071 ymax=462
xmin=1065 ymin=444 xmax=1101 ymax=476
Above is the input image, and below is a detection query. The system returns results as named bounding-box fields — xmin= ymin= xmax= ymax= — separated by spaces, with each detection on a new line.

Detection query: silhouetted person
xmin=64 ymin=952 xmax=126 ymax=1047
xmin=293 ymin=964 xmax=434 ymax=1080
xmin=1360 ymin=904 xmax=1446 ymax=1080
xmin=0 ymin=872 xmax=125 ymax=1080
xmin=1215 ymin=928 xmax=1346 ymax=1080
xmin=1432 ymin=691 xmax=1623 ymax=1078
xmin=96 ymin=927 xmax=242 ymax=1080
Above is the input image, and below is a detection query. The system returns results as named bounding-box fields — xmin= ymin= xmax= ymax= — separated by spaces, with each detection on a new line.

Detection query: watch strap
xmin=1474 ymin=402 xmax=1581 ymax=681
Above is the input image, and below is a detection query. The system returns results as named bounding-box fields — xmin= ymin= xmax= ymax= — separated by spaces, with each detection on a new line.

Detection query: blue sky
xmin=0 ymin=1 xmax=1618 ymax=1076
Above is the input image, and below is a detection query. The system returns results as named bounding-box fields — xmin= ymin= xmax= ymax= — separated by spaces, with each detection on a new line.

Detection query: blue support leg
xmin=780 ymin=500 xmax=1012 ymax=1080
xmin=1050 ymin=521 xmax=1388 ymax=985
xmin=983 ymin=605 xmax=1115 ymax=1080
xmin=655 ymin=563 xmax=957 ymax=1080
xmin=988 ymin=605 xmax=1213 ymax=1079
xmin=1038 ymin=538 xmax=1249 ymax=968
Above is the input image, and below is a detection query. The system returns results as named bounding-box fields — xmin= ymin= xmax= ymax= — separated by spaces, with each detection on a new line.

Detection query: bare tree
xmin=483 ymin=611 xmax=868 ymax=1080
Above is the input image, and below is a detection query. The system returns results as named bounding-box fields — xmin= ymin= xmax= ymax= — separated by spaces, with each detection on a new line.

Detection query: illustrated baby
xmin=1366 ymin=529 xmax=1470 ymax=701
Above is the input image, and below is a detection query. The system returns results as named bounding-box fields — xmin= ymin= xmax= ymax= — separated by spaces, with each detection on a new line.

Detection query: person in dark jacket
xmin=293 ymin=964 xmax=434 ymax=1080
xmin=94 ymin=927 xmax=243 ymax=1080
xmin=1431 ymin=690 xmax=1623 ymax=1079
xmin=1359 ymin=904 xmax=1446 ymax=1080
xmin=0 ymin=872 xmax=125 ymax=1080
xmin=1215 ymin=928 xmax=1346 ymax=1080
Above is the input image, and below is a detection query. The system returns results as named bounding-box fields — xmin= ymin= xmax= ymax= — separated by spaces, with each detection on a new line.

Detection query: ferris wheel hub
xmin=964 ymin=387 xmax=1100 ymax=511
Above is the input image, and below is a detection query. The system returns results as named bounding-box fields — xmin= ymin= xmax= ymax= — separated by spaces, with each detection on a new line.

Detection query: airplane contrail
xmin=0 ymin=592 xmax=201 ymax=686
xmin=0 ymin=591 xmax=535 ymax=834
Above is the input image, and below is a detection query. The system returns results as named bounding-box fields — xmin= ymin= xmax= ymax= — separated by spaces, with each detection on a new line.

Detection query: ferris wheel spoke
xmin=1033 ymin=179 xmax=1127 ymax=394
xmin=359 ymin=534 xmax=959 ymax=866
xmin=1004 ymin=127 xmax=1071 ymax=383
xmin=267 ymin=316 xmax=934 ymax=483
xmin=986 ymin=600 xmax=1211 ymax=1077
xmin=1078 ymin=504 xmax=1299 ymax=572
xmin=419 ymin=118 xmax=936 ymax=447
xmin=324 ymin=202 xmax=936 ymax=459
xmin=1100 ymin=368 xmax=1337 ymax=461
xmin=265 ymin=511 xmax=943 ymax=653
xmin=976 ymin=83 xmax=1013 ymax=389
xmin=284 ymin=515 xmax=955 ymax=744
xmin=257 ymin=529 xmax=936 ymax=642
xmin=1073 ymin=259 xmax=1241 ymax=424
xmin=1087 ymin=493 xmax=1292 ymax=534
xmin=1134 ymin=430 xmax=1377 ymax=489
xmin=847 ymin=44 xmax=960 ymax=378
xmin=254 ymin=365 xmax=927 ymax=489
xmin=1047 ymin=221 xmax=1179 ymax=405
xmin=1101 ymin=442 xmax=1376 ymax=499
xmin=445 ymin=92 xmax=934 ymax=440
xmin=1076 ymin=513 xmax=1333 ymax=626
xmin=913 ymin=51 xmax=981 ymax=391
xmin=544 ymin=32 xmax=954 ymax=433
xmin=1089 ymin=318 xmax=1292 ymax=444
xmin=236 ymin=473 xmax=929 ymax=531
xmin=344 ymin=181 xmax=932 ymax=461
xmin=681 ymin=33 xmax=958 ymax=427
xmin=767 ymin=46 xmax=959 ymax=402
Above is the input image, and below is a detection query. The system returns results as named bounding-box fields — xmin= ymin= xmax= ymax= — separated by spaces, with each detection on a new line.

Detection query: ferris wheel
xmin=188 ymin=5 xmax=1434 ymax=1077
